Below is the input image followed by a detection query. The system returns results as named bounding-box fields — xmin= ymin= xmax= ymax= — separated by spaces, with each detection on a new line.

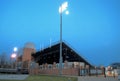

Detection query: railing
xmin=0 ymin=68 xmax=29 ymax=74
xmin=0 ymin=68 xmax=17 ymax=73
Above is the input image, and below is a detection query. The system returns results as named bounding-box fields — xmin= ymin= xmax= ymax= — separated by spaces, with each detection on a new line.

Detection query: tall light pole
xmin=11 ymin=47 xmax=18 ymax=68
xmin=59 ymin=1 xmax=69 ymax=75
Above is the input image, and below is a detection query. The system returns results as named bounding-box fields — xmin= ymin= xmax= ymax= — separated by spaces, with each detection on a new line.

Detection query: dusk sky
xmin=0 ymin=0 xmax=120 ymax=66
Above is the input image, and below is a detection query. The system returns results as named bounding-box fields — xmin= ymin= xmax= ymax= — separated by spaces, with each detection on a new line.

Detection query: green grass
xmin=0 ymin=75 xmax=77 ymax=81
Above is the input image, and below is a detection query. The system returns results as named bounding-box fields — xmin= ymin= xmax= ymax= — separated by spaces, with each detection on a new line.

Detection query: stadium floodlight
xmin=11 ymin=53 xmax=17 ymax=59
xmin=59 ymin=2 xmax=69 ymax=14
xmin=13 ymin=47 xmax=18 ymax=52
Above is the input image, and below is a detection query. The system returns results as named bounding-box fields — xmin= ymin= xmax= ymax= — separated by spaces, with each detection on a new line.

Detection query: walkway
xmin=0 ymin=74 xmax=29 ymax=80
xmin=78 ymin=76 xmax=119 ymax=81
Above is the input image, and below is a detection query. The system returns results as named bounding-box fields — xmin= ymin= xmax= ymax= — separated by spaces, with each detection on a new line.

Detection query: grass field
xmin=0 ymin=75 xmax=77 ymax=81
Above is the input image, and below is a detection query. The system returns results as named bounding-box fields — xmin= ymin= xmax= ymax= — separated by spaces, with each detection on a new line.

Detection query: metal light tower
xmin=11 ymin=47 xmax=18 ymax=68
xmin=59 ymin=1 xmax=69 ymax=75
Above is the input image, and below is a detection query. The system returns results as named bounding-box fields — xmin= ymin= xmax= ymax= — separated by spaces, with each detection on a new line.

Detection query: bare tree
xmin=0 ymin=52 xmax=7 ymax=68
xmin=17 ymin=48 xmax=23 ymax=56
